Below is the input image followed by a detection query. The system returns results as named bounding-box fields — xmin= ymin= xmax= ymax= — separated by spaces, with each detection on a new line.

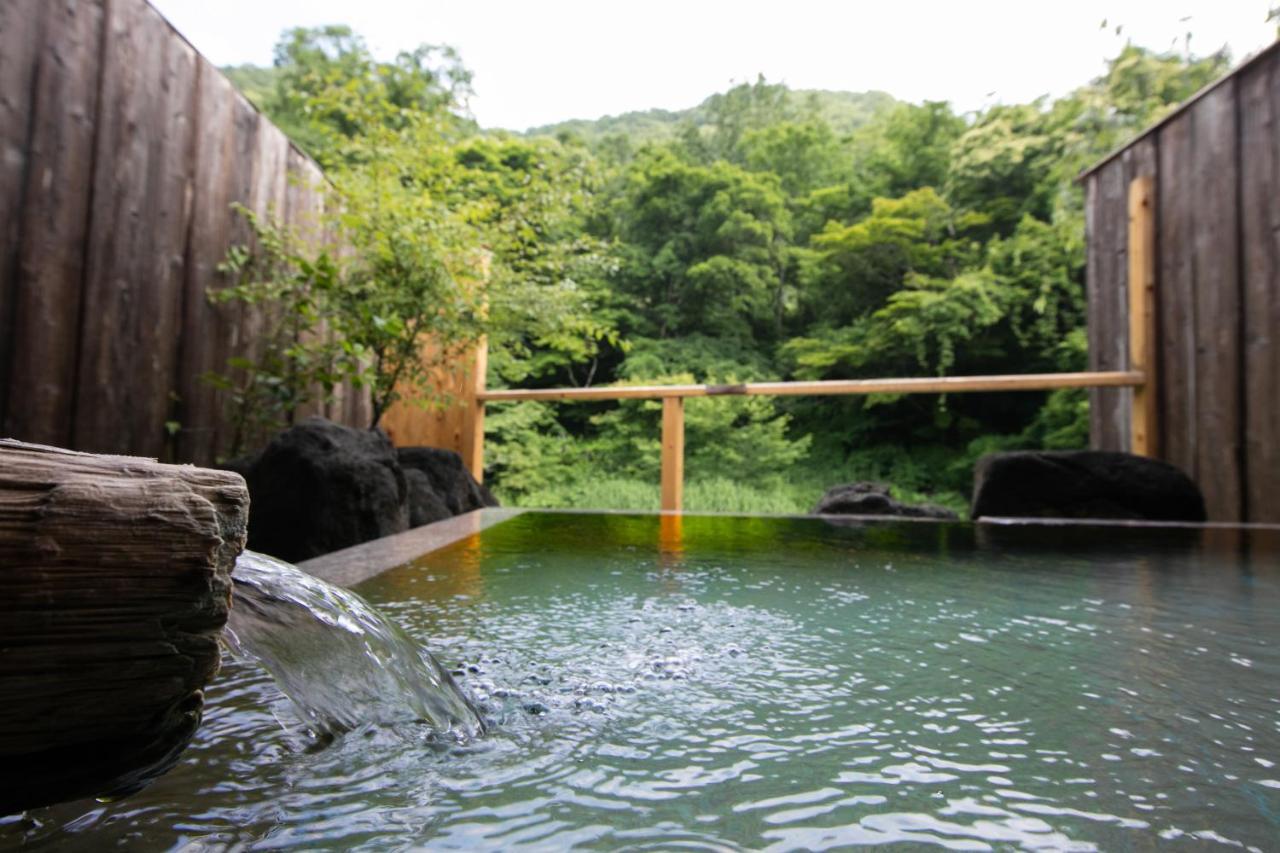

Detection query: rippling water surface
xmin=8 ymin=514 xmax=1280 ymax=851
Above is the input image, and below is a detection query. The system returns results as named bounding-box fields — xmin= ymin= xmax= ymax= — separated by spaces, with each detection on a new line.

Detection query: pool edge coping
xmin=297 ymin=508 xmax=526 ymax=587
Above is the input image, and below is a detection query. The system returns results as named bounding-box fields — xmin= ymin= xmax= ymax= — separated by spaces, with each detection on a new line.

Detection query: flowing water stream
xmin=224 ymin=550 xmax=485 ymax=741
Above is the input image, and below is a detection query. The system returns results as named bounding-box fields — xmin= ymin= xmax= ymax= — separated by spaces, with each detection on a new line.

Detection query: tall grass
xmin=496 ymin=446 xmax=973 ymax=515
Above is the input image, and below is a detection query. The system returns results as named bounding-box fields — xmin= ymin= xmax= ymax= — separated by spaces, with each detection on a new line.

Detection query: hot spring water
xmin=224 ymin=551 xmax=485 ymax=741
xmin=8 ymin=513 xmax=1280 ymax=850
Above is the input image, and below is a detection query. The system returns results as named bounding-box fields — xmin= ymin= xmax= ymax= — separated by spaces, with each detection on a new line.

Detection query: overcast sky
xmin=149 ymin=0 xmax=1277 ymax=130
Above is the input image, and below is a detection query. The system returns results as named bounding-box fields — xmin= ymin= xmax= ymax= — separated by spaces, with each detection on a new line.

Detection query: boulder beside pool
xmin=0 ymin=439 xmax=247 ymax=813
xmin=970 ymin=450 xmax=1207 ymax=521
xmin=231 ymin=417 xmax=409 ymax=563
xmin=398 ymin=446 xmax=498 ymax=521
xmin=231 ymin=418 xmax=499 ymax=563
xmin=812 ymin=482 xmax=959 ymax=519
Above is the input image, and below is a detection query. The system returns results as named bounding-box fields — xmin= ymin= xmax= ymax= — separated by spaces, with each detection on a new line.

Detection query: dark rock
xmin=404 ymin=468 xmax=452 ymax=528
xmin=397 ymin=447 xmax=498 ymax=517
xmin=812 ymin=482 xmax=959 ymax=520
xmin=237 ymin=417 xmax=409 ymax=562
xmin=970 ymin=450 xmax=1207 ymax=521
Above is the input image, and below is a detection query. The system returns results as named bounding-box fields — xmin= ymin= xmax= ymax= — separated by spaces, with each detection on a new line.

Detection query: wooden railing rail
xmin=477 ymin=371 xmax=1145 ymax=403
xmin=461 ymin=178 xmax=1158 ymax=512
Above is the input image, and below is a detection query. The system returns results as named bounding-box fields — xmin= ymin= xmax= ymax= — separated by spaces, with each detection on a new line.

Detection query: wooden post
xmin=1128 ymin=175 xmax=1159 ymax=457
xmin=660 ymin=396 xmax=685 ymax=512
xmin=462 ymin=337 xmax=487 ymax=483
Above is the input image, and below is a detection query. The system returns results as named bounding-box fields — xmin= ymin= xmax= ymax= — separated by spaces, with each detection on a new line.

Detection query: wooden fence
xmin=0 ymin=0 xmax=369 ymax=466
xmin=1082 ymin=39 xmax=1280 ymax=523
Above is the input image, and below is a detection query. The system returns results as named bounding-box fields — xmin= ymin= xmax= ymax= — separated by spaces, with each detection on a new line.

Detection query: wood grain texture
xmin=4 ymin=0 xmax=105 ymax=448
xmin=1086 ymin=159 xmax=1130 ymax=450
xmin=479 ymin=371 xmax=1143 ymax=403
xmin=72 ymin=0 xmax=197 ymax=457
xmin=1239 ymin=51 xmax=1280 ymax=523
xmin=0 ymin=439 xmax=247 ymax=813
xmin=0 ymin=2 xmax=370 ymax=463
xmin=661 ymin=396 xmax=684 ymax=512
xmin=381 ymin=342 xmax=484 ymax=453
xmin=175 ymin=60 xmax=255 ymax=464
xmin=1156 ymin=112 xmax=1196 ymax=489
xmin=0 ymin=0 xmax=46 ymax=430
xmin=1189 ymin=83 xmax=1242 ymax=522
xmin=1127 ymin=176 xmax=1158 ymax=457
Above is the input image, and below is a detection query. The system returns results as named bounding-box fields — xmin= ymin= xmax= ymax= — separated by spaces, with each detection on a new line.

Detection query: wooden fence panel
xmin=1086 ymin=138 xmax=1155 ymax=452
xmin=175 ymin=57 xmax=243 ymax=465
xmin=1156 ymin=112 xmax=1197 ymax=492
xmin=0 ymin=0 xmax=371 ymax=464
xmin=1239 ymin=51 xmax=1280 ymax=523
xmin=1189 ymin=83 xmax=1243 ymax=522
xmin=0 ymin=0 xmax=49 ymax=434
xmin=2 ymin=0 xmax=103 ymax=447
xmin=72 ymin=0 xmax=198 ymax=457
xmin=1086 ymin=41 xmax=1280 ymax=523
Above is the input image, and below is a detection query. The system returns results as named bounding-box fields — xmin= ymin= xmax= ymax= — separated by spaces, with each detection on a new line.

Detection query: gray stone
xmin=813 ymin=482 xmax=958 ymax=519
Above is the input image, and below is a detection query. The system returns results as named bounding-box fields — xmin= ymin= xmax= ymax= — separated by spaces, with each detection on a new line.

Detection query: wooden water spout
xmin=0 ymin=440 xmax=248 ymax=813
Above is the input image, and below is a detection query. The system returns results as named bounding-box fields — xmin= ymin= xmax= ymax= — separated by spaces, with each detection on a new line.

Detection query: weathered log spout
xmin=0 ymin=440 xmax=247 ymax=813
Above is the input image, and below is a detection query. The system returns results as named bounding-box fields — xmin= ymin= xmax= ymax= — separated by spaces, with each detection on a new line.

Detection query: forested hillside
xmin=220 ymin=28 xmax=1229 ymax=512
xmin=525 ymin=87 xmax=897 ymax=148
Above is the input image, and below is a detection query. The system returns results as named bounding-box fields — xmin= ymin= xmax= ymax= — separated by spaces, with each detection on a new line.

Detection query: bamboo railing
xmin=460 ymin=178 xmax=1158 ymax=512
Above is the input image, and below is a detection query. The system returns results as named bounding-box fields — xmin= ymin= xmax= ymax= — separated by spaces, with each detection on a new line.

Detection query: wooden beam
xmin=0 ymin=439 xmax=247 ymax=812
xmin=660 ymin=397 xmax=684 ymax=512
xmin=462 ymin=336 xmax=488 ymax=483
xmin=1128 ymin=175 xmax=1159 ymax=457
xmin=478 ymin=371 xmax=1145 ymax=403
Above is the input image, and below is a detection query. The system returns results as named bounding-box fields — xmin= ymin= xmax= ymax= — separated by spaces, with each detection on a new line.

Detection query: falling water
xmin=224 ymin=550 xmax=485 ymax=741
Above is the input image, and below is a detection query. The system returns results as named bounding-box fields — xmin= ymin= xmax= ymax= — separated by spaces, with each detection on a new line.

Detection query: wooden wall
xmin=0 ymin=0 xmax=370 ymax=466
xmin=1084 ymin=41 xmax=1280 ymax=522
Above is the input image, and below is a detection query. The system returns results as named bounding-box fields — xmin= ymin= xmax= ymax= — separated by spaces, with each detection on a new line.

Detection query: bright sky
xmin=150 ymin=0 xmax=1277 ymax=130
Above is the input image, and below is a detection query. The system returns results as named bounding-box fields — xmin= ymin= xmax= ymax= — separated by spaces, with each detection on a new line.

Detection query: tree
xmin=253 ymin=26 xmax=473 ymax=166
xmin=608 ymin=150 xmax=794 ymax=343
xmin=803 ymin=187 xmax=980 ymax=326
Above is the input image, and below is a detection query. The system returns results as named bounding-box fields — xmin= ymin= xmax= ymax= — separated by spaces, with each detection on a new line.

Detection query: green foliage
xmin=210 ymin=33 xmax=613 ymax=440
xmin=205 ymin=208 xmax=355 ymax=456
xmin=222 ymin=32 xmax=1226 ymax=510
xmin=588 ymin=375 xmax=810 ymax=484
xmin=525 ymin=84 xmax=896 ymax=153
xmin=244 ymin=25 xmax=473 ymax=166
xmin=607 ymin=151 xmax=793 ymax=342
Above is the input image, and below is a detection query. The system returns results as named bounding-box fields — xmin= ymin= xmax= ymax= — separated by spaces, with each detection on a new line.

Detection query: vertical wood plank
xmin=1157 ymin=112 xmax=1197 ymax=487
xmin=1127 ymin=176 xmax=1158 ymax=457
xmin=231 ymin=116 xmax=290 ymax=453
xmin=0 ymin=0 xmax=46 ymax=430
xmin=3 ymin=0 xmax=103 ymax=447
xmin=1086 ymin=159 xmax=1129 ymax=450
xmin=1189 ymin=83 xmax=1242 ymax=521
xmin=1084 ymin=174 xmax=1104 ymax=447
xmin=661 ymin=396 xmax=684 ymax=512
xmin=72 ymin=0 xmax=197 ymax=457
xmin=175 ymin=58 xmax=251 ymax=465
xmin=1239 ymin=52 xmax=1280 ymax=523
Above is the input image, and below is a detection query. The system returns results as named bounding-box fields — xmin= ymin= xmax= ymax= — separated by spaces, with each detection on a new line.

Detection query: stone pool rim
xmin=296 ymin=507 xmax=1280 ymax=588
